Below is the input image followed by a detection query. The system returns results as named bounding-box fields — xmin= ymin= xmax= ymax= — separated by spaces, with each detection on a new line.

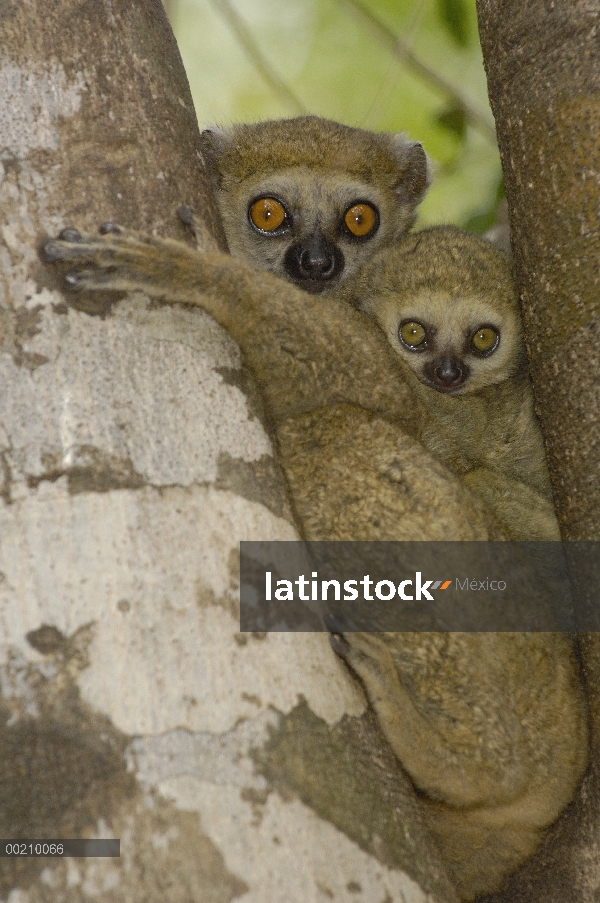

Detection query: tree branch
xmin=207 ymin=0 xmax=307 ymax=116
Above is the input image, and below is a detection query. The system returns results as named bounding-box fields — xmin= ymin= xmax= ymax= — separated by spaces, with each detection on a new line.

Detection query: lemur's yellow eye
xmin=399 ymin=320 xmax=428 ymax=350
xmin=249 ymin=197 xmax=287 ymax=232
xmin=471 ymin=326 xmax=500 ymax=355
xmin=344 ymin=202 xmax=379 ymax=238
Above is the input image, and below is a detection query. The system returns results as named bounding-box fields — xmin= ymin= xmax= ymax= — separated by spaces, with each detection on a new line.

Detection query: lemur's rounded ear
xmin=390 ymin=138 xmax=432 ymax=205
xmin=199 ymin=128 xmax=235 ymax=187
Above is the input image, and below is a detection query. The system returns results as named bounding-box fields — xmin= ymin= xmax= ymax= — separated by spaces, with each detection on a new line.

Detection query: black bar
xmin=0 ymin=840 xmax=120 ymax=857
xmin=239 ymin=541 xmax=600 ymax=632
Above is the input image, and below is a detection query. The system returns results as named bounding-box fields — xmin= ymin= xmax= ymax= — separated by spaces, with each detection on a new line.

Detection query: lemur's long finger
xmin=63 ymin=265 xmax=154 ymax=292
xmin=42 ymin=239 xmax=89 ymax=262
xmin=43 ymin=233 xmax=159 ymax=267
xmin=42 ymin=228 xmax=95 ymax=262
xmin=41 ymin=238 xmax=115 ymax=263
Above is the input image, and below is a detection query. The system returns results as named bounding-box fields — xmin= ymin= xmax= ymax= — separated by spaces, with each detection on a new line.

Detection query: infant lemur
xmin=42 ymin=117 xmax=588 ymax=901
xmin=344 ymin=226 xmax=560 ymax=540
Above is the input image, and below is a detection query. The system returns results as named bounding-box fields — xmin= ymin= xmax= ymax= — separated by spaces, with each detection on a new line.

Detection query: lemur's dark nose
xmin=299 ymin=243 xmax=337 ymax=278
xmin=427 ymin=355 xmax=471 ymax=393
xmin=284 ymin=231 xmax=344 ymax=291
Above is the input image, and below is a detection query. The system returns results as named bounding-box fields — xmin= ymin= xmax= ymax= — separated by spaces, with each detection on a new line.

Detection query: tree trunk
xmin=477 ymin=0 xmax=599 ymax=542
xmin=477 ymin=1 xmax=600 ymax=900
xmin=0 ymin=1 xmax=458 ymax=899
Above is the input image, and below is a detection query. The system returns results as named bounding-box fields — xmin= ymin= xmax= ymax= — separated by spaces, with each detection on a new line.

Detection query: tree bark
xmin=477 ymin=1 xmax=600 ymax=900
xmin=477 ymin=0 xmax=600 ymax=542
xmin=0 ymin=1 xmax=458 ymax=900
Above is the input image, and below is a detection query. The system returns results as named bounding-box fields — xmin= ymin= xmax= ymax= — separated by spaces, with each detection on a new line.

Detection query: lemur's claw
xmin=40 ymin=240 xmax=67 ymax=262
xmin=329 ymin=632 xmax=350 ymax=658
xmin=58 ymin=227 xmax=82 ymax=242
xmin=177 ymin=205 xmax=195 ymax=229
xmin=64 ymin=270 xmax=84 ymax=289
xmin=99 ymin=222 xmax=123 ymax=235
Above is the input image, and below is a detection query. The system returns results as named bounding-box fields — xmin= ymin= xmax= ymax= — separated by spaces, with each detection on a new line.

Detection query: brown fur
xmin=201 ymin=115 xmax=429 ymax=196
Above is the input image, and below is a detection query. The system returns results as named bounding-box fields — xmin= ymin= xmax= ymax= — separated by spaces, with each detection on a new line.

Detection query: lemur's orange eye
xmin=343 ymin=202 xmax=379 ymax=239
xmin=249 ymin=197 xmax=287 ymax=232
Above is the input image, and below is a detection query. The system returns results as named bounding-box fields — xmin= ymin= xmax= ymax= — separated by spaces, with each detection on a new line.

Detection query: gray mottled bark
xmin=477 ymin=1 xmax=600 ymax=901
xmin=0 ymin=1 xmax=458 ymax=900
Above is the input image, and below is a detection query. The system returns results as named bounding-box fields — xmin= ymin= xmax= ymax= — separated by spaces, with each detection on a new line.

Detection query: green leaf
xmin=437 ymin=0 xmax=470 ymax=47
xmin=436 ymin=105 xmax=467 ymax=141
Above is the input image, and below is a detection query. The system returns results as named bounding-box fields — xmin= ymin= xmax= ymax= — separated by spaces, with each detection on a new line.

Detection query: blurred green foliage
xmin=168 ymin=0 xmax=503 ymax=231
xmin=437 ymin=0 xmax=470 ymax=47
